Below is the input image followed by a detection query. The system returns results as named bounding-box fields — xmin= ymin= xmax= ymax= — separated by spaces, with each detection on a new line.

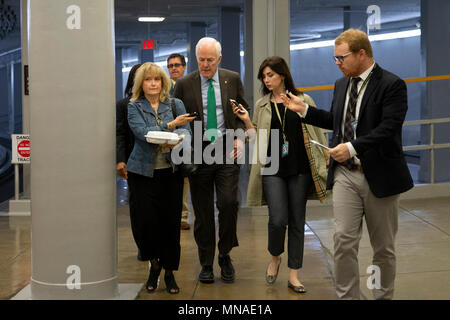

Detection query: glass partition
xmin=289 ymin=0 xmax=450 ymax=185
xmin=0 ymin=0 xmax=21 ymax=203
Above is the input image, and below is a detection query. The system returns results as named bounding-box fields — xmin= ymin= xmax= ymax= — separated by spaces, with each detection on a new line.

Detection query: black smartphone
xmin=230 ymin=99 xmax=245 ymax=113
xmin=188 ymin=112 xmax=198 ymax=117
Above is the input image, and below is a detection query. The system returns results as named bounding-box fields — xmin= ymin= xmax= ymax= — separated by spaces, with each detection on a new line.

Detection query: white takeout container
xmin=145 ymin=131 xmax=180 ymax=145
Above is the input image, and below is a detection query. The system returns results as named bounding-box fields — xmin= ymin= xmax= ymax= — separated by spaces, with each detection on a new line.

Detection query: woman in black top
xmin=233 ymin=56 xmax=329 ymax=293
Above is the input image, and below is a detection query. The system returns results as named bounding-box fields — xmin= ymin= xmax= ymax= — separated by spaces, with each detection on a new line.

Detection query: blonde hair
xmin=130 ymin=62 xmax=171 ymax=102
xmin=335 ymin=28 xmax=373 ymax=58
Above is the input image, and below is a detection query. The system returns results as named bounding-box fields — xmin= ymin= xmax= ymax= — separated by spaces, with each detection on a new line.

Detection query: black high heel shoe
xmin=164 ymin=273 xmax=180 ymax=294
xmin=146 ymin=261 xmax=162 ymax=293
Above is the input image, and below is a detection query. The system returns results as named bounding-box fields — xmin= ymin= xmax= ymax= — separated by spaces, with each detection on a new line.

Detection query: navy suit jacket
xmin=304 ymin=65 xmax=414 ymax=198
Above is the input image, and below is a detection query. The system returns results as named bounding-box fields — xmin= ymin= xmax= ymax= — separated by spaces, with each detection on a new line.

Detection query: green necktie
xmin=206 ymin=78 xmax=218 ymax=142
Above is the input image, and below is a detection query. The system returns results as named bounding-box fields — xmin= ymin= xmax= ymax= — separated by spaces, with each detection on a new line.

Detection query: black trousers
xmin=262 ymin=173 xmax=312 ymax=269
xmin=127 ymin=169 xmax=183 ymax=270
xmin=189 ymin=163 xmax=240 ymax=266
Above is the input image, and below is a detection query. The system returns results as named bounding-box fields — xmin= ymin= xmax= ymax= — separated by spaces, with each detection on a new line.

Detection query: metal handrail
xmin=402 ymin=117 xmax=450 ymax=184
xmin=321 ymin=117 xmax=450 ymax=184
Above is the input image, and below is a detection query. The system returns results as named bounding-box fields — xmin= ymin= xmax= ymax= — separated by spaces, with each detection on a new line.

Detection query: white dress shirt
xmin=200 ymin=71 xmax=225 ymax=138
xmin=300 ymin=62 xmax=376 ymax=164
xmin=341 ymin=62 xmax=375 ymax=163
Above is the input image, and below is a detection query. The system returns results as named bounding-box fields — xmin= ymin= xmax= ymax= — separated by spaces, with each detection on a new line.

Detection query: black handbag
xmin=169 ymin=99 xmax=199 ymax=177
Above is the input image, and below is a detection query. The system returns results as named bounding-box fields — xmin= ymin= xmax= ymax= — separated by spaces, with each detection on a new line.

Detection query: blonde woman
xmin=232 ymin=56 xmax=329 ymax=293
xmin=127 ymin=62 xmax=195 ymax=294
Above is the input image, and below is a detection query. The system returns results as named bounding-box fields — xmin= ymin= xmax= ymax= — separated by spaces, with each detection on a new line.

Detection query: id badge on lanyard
xmin=274 ymin=102 xmax=289 ymax=158
xmin=351 ymin=119 xmax=358 ymax=136
xmin=281 ymin=136 xmax=289 ymax=158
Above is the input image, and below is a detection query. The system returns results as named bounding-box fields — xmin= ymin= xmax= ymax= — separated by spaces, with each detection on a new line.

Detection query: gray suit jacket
xmin=173 ymin=68 xmax=250 ymax=135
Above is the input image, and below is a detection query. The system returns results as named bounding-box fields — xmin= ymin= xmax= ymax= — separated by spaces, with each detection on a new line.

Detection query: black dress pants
xmin=262 ymin=173 xmax=312 ymax=269
xmin=189 ymin=163 xmax=240 ymax=266
xmin=128 ymin=169 xmax=183 ymax=270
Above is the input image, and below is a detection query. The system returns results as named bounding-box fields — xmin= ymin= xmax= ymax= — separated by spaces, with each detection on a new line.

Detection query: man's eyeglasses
xmin=333 ymin=52 xmax=352 ymax=63
xmin=168 ymin=63 xmax=183 ymax=69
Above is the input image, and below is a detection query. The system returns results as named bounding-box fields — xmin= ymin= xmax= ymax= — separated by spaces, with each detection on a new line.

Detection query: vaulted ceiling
xmin=1 ymin=0 xmax=421 ymax=60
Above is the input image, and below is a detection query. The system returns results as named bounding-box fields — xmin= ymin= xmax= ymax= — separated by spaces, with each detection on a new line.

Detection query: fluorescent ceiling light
xmin=122 ymin=62 xmax=164 ymax=72
xmin=154 ymin=61 xmax=167 ymax=68
xmin=368 ymin=29 xmax=421 ymax=41
xmin=138 ymin=17 xmax=165 ymax=22
xmin=290 ymin=29 xmax=421 ymax=51
xmin=290 ymin=40 xmax=335 ymax=51
xmin=122 ymin=58 xmax=189 ymax=73
xmin=123 ymin=59 xmax=138 ymax=64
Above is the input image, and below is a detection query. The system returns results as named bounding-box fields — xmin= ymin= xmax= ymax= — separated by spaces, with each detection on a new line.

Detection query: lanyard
xmin=351 ymin=63 xmax=377 ymax=104
xmin=273 ymin=101 xmax=287 ymax=142
xmin=347 ymin=64 xmax=377 ymax=137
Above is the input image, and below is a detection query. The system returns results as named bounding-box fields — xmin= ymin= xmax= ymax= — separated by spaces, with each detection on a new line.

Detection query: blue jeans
xmin=262 ymin=173 xmax=312 ymax=269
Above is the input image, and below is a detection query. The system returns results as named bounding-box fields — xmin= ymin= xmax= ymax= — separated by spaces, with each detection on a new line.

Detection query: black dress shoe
xmin=288 ymin=281 xmax=307 ymax=293
xmin=218 ymin=254 xmax=235 ymax=283
xmin=199 ymin=265 xmax=214 ymax=283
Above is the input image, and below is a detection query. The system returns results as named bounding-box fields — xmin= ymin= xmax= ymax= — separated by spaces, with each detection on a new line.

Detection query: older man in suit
xmin=281 ymin=29 xmax=413 ymax=299
xmin=173 ymin=37 xmax=249 ymax=284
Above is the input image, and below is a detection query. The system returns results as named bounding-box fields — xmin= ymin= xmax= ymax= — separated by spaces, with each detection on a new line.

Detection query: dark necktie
xmin=342 ymin=77 xmax=361 ymax=169
xmin=206 ymin=78 xmax=218 ymax=142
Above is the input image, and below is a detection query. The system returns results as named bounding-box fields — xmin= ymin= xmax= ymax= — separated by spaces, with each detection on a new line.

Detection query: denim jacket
xmin=127 ymin=97 xmax=192 ymax=177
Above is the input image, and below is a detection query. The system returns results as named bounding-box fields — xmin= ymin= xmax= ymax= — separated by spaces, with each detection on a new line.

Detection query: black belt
xmin=340 ymin=163 xmax=363 ymax=173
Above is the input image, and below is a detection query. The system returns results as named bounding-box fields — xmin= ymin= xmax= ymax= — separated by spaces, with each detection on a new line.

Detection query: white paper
xmin=310 ymin=139 xmax=330 ymax=150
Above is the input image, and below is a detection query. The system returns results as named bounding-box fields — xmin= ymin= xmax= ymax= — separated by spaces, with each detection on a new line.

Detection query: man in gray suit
xmin=173 ymin=37 xmax=249 ymax=284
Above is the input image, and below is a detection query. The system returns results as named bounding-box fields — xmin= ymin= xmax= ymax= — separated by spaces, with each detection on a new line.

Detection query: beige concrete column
xmin=252 ymin=0 xmax=290 ymax=102
xmin=28 ymin=0 xmax=117 ymax=299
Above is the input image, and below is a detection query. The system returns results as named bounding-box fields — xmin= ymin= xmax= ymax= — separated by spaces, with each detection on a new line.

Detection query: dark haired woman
xmin=116 ymin=64 xmax=143 ymax=260
xmin=232 ymin=56 xmax=329 ymax=293
xmin=116 ymin=64 xmax=142 ymax=181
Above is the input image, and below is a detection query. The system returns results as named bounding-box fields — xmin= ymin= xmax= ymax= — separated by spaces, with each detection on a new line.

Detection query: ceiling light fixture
xmin=368 ymin=29 xmax=421 ymax=42
xmin=290 ymin=40 xmax=335 ymax=51
xmin=290 ymin=29 xmax=421 ymax=51
xmin=138 ymin=17 xmax=165 ymax=22
xmin=122 ymin=58 xmax=190 ymax=73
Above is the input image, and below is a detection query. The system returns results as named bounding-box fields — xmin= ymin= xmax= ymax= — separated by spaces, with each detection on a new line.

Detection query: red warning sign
xmin=17 ymin=140 xmax=30 ymax=157
xmin=11 ymin=134 xmax=31 ymax=164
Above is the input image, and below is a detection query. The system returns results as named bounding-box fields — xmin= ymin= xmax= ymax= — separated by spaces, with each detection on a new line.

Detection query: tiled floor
xmin=1 ymin=189 xmax=449 ymax=300
xmin=117 ymin=204 xmax=337 ymax=300
xmin=306 ymin=197 xmax=450 ymax=300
